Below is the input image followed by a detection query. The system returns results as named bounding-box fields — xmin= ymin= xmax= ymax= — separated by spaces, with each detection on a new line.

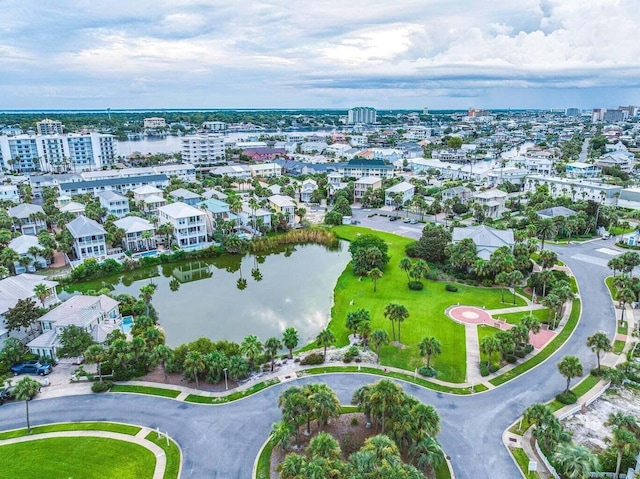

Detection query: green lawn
xmin=0 ymin=437 xmax=155 ymax=479
xmin=613 ymin=340 xmax=626 ymax=354
xmin=146 ymin=432 xmax=181 ymax=479
xmin=326 ymin=226 xmax=525 ymax=383
xmin=256 ymin=437 xmax=274 ymax=479
xmin=477 ymin=325 xmax=502 ymax=366
xmin=111 ymin=384 xmax=181 ymax=398
xmin=185 ymin=378 xmax=279 ymax=404
xmin=511 ymin=447 xmax=541 ymax=479
xmin=605 ymin=276 xmax=616 ymax=300
xmin=495 ymin=308 xmax=549 ymax=325
xmin=0 ymin=421 xmax=140 ymax=440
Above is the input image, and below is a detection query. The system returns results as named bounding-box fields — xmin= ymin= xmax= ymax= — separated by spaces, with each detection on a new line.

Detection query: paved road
xmin=0 ymin=240 xmax=620 ymax=478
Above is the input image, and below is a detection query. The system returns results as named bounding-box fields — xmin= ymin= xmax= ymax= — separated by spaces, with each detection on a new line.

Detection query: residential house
xmin=210 ymin=165 xmax=253 ymax=180
xmin=300 ymin=179 xmax=318 ymax=203
xmin=59 ymin=174 xmax=170 ymax=196
xmin=96 ymin=190 xmax=130 ymax=218
xmin=0 ymin=184 xmax=20 ymax=203
xmin=239 ymin=202 xmax=272 ymax=232
xmin=142 ymin=194 xmax=167 ymax=216
xmin=596 ymin=152 xmax=634 ymax=173
xmin=452 ymin=225 xmax=515 ymax=260
xmin=157 ymin=202 xmax=208 ymax=249
xmin=300 ymin=142 xmax=327 ymax=154
xmin=566 ymin=162 xmax=602 ymax=178
xmin=442 ymin=186 xmax=473 ymax=204
xmin=473 ymin=189 xmax=508 ymax=218
xmin=338 ymin=159 xmax=394 ymax=178
xmin=354 ymin=177 xmax=382 ymax=202
xmin=0 ymin=275 xmax=59 ymax=349
xmin=197 ymin=198 xmax=238 ymax=235
xmin=133 ymin=185 xmax=163 ymax=202
xmin=113 ymin=216 xmax=156 ymax=252
xmin=268 ymin=195 xmax=297 ymax=225
xmin=8 ymin=235 xmax=49 ymax=273
xmin=242 ymin=147 xmax=287 ymax=162
xmin=169 ymin=188 xmax=202 ymax=206
xmin=66 ymin=215 xmax=107 ymax=261
xmin=8 ymin=204 xmax=46 ymax=235
xmin=250 ymin=163 xmax=282 ymax=178
xmin=537 ymin=206 xmax=578 ymax=219
xmin=487 ymin=167 xmax=528 ymax=186
xmin=27 ymin=294 xmax=120 ymax=360
xmin=385 ymin=181 xmax=415 ymax=207
xmin=59 ymin=201 xmax=86 ymax=217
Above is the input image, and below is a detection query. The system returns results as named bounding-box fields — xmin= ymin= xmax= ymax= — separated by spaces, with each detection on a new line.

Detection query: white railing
xmin=534 ymin=440 xmax=560 ymax=479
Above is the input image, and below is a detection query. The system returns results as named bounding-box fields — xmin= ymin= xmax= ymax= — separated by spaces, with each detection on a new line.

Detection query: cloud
xmin=0 ymin=0 xmax=638 ymax=108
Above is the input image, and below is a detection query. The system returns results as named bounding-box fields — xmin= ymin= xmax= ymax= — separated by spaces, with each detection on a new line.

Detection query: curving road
xmin=0 ymin=240 xmax=618 ymax=478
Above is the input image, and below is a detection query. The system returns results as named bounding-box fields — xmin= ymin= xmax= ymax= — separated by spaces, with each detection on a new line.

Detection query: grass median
xmin=185 ymin=378 xmax=280 ymax=404
xmin=111 ymin=384 xmax=181 ymax=398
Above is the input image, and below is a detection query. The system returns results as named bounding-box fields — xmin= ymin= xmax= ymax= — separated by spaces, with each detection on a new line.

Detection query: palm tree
xmin=368 ymin=380 xmax=403 ymax=434
xmin=586 ymin=331 xmax=612 ymax=373
xmin=151 ymin=344 xmax=174 ymax=382
xmin=384 ymin=303 xmax=409 ymax=343
xmin=264 ymin=337 xmax=282 ymax=372
xmin=27 ymin=246 xmax=42 ymax=269
xmin=240 ymin=335 xmax=263 ymax=371
xmin=524 ymin=403 xmax=554 ymax=430
xmin=183 ymin=350 xmax=206 ymax=388
xmin=557 ymin=355 xmax=583 ymax=395
xmin=315 ymin=328 xmax=335 ymax=362
xmin=282 ymin=327 xmax=299 ymax=359
xmin=495 ymin=271 xmax=510 ymax=303
xmin=616 ymin=288 xmax=636 ymax=323
xmin=538 ymin=249 xmax=558 ymax=269
xmin=399 ymin=257 xmax=412 ymax=283
xmin=419 ymin=336 xmax=442 ymax=369
xmin=368 ymin=267 xmax=383 ymax=292
xmin=411 ymin=402 xmax=441 ymax=438
xmin=33 ymin=283 xmax=49 ymax=308
xmin=553 ymin=442 xmax=599 ymax=479
xmin=370 ymin=329 xmax=389 ymax=364
xmin=537 ymin=269 xmax=554 ymax=298
xmin=357 ymin=320 xmax=372 ymax=350
xmin=480 ymin=336 xmax=500 ymax=368
xmin=307 ymin=432 xmax=341 ymax=460
xmin=608 ymin=427 xmax=640 ymax=479
xmin=271 ymin=420 xmax=293 ymax=452
xmin=346 ymin=309 xmax=369 ymax=338
xmin=508 ymin=270 xmax=524 ymax=304
xmin=607 ymin=412 xmax=640 ymax=437
xmin=139 ymin=283 xmax=157 ymax=317
xmin=536 ymin=217 xmax=557 ymax=250
xmin=311 ymin=387 xmax=341 ymax=431
xmin=14 ymin=376 xmax=41 ymax=433
xmin=84 ymin=344 xmax=106 ymax=382
xmin=409 ymin=436 xmax=443 ymax=475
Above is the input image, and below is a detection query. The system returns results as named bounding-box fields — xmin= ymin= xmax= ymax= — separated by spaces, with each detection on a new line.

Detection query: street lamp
xmin=223 ymin=368 xmax=228 ymax=390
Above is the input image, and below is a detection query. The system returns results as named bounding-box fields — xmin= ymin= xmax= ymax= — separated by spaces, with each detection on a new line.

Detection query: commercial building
xmin=348 ymin=107 xmax=377 ymax=124
xmin=143 ymin=117 xmax=166 ymax=128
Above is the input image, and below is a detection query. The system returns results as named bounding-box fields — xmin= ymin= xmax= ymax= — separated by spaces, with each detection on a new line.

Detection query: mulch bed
xmin=139 ymin=366 xmax=239 ymax=393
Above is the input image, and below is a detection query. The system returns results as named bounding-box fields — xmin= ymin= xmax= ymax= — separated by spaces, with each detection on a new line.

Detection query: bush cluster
xmin=343 ymin=346 xmax=360 ymax=363
xmin=418 ymin=366 xmax=436 ymax=377
xmin=408 ymin=281 xmax=424 ymax=291
xmin=300 ymin=353 xmax=325 ymax=365
xmin=555 ymin=391 xmax=577 ymax=405
xmin=91 ymin=380 xmax=113 ymax=393
xmin=445 ymin=284 xmax=458 ymax=292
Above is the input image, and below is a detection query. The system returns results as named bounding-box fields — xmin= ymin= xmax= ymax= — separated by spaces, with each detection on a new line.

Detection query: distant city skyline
xmin=2 ymin=1 xmax=639 ymax=110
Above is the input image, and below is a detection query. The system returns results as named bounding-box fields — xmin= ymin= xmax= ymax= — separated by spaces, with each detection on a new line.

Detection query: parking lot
xmin=350 ymin=208 xmax=425 ymax=240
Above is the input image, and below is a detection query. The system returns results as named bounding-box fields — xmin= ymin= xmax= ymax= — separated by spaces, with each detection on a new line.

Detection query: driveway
xmin=0 ymin=240 xmax=619 ymax=478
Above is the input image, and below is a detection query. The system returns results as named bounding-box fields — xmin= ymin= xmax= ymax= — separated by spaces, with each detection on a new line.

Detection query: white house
xmin=473 ymin=189 xmax=508 ymax=218
xmin=27 ymin=294 xmax=120 ymax=359
xmin=239 ymin=202 xmax=272 ymax=232
xmin=59 ymin=201 xmax=86 ymax=217
xmin=133 ymin=185 xmax=164 ymax=202
xmin=300 ymin=179 xmax=318 ymax=203
xmin=268 ymin=195 xmax=297 ymax=225
xmin=565 ymin=162 xmax=602 ymax=178
xmin=8 ymin=235 xmax=49 ymax=273
xmin=66 ymin=215 xmax=107 ymax=261
xmin=96 ymin=190 xmax=130 ymax=218
xmin=0 ymin=184 xmax=20 ymax=203
xmin=113 ymin=216 xmax=156 ymax=252
xmin=385 ymin=181 xmax=415 ymax=206
xmin=169 ymin=188 xmax=202 ymax=206
xmin=8 ymin=204 xmax=46 ymax=235
xmin=452 ymin=225 xmax=515 ymax=260
xmin=157 ymin=202 xmax=208 ymax=249
xmin=250 ymin=163 xmax=282 ymax=178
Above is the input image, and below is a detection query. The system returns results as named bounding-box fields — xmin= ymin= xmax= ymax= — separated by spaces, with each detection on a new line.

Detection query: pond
xmin=63 ymin=243 xmax=350 ymax=347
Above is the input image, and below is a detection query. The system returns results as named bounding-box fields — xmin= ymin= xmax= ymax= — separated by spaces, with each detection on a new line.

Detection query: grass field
xmin=111 ymin=384 xmax=181 ymax=398
xmin=477 ymin=325 xmax=502 ymax=366
xmin=326 ymin=226 xmax=526 ymax=383
xmin=0 ymin=421 xmax=141 ymax=440
xmin=496 ymin=308 xmax=549 ymax=325
xmin=146 ymin=432 xmax=181 ymax=479
xmin=511 ymin=447 xmax=541 ymax=478
xmin=0 ymin=437 xmax=155 ymax=478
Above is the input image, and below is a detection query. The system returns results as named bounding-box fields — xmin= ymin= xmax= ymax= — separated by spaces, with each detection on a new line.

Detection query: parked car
xmin=10 ymin=360 xmax=52 ymax=376
xmin=402 ymin=218 xmax=410 ymax=223
xmin=410 ymin=219 xmax=418 ymax=224
xmin=0 ymin=386 xmax=15 ymax=405
xmin=389 ymin=216 xmax=398 ymax=222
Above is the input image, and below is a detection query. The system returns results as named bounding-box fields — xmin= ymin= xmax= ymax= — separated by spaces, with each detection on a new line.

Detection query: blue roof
xmin=197 ymin=198 xmax=230 ymax=213
xmin=60 ymin=174 xmax=169 ymax=190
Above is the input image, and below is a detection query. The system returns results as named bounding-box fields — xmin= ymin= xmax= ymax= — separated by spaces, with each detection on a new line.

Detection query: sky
xmin=1 ymin=0 xmax=639 ymax=110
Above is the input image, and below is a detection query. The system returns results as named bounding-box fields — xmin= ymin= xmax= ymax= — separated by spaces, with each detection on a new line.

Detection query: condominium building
xmin=348 ymin=107 xmax=377 ymax=124
xmin=143 ymin=117 xmax=166 ymax=128
xmin=181 ymin=134 xmax=225 ymax=165
xmin=202 ymin=121 xmax=227 ymax=131
xmin=36 ymin=119 xmax=64 ymax=135
xmin=157 ymin=202 xmax=208 ymax=249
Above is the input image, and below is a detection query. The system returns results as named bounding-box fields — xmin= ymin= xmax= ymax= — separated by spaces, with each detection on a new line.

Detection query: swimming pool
xmin=120 ymin=315 xmax=134 ymax=334
xmin=133 ymin=250 xmax=159 ymax=259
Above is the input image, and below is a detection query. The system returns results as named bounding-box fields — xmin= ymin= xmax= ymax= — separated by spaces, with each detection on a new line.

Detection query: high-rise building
xmin=202 ymin=121 xmax=227 ymax=131
xmin=565 ymin=108 xmax=581 ymax=117
xmin=36 ymin=119 xmax=64 ymax=135
xmin=0 ymin=133 xmax=118 ymax=173
xmin=603 ymin=109 xmax=626 ymax=123
xmin=181 ymin=134 xmax=225 ymax=165
xmin=591 ymin=109 xmax=606 ymax=122
xmin=619 ymin=106 xmax=639 ymax=117
xmin=348 ymin=107 xmax=377 ymax=124
xmin=143 ymin=117 xmax=166 ymax=129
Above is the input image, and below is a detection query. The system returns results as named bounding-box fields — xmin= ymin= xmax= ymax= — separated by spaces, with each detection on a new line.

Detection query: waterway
xmin=63 ymin=242 xmax=350 ymax=347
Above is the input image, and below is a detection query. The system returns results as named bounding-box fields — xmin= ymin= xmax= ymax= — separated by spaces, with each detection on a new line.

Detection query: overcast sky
xmin=2 ymin=0 xmax=638 ymax=110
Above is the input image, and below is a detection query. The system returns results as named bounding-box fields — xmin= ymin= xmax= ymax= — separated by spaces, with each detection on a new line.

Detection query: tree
xmin=151 ymin=344 xmax=174 ymax=382
xmin=538 ymin=249 xmax=558 ymax=269
xmin=357 ymin=320 xmax=372 ymax=350
xmin=446 ymin=238 xmax=477 ymax=272
xmin=495 ymin=271 xmax=510 ymax=303
xmin=316 ymin=328 xmax=335 ymax=361
xmin=399 ymin=257 xmax=412 ymax=283
xmin=558 ymin=355 xmax=583 ymax=395
xmin=553 ymin=443 xmax=599 ymax=479
xmin=346 ymin=309 xmax=370 ymax=338
xmin=408 ymin=223 xmax=451 ymax=264
xmin=271 ymin=420 xmax=294 ymax=452
xmin=240 ymin=335 xmax=263 ymax=371
xmin=14 ymin=376 xmax=41 ymax=433
xmin=409 ymin=436 xmax=443 ymax=475
xmin=368 ymin=379 xmax=403 ymax=434
xmin=370 ymin=329 xmax=389 ymax=364
xmin=84 ymin=344 xmax=106 ymax=382
xmin=409 ymin=260 xmax=429 ymax=285
xmin=508 ymin=270 xmax=524 ymax=304
xmin=352 ymin=247 xmax=387 ymax=277
xmin=480 ymin=336 xmax=500 ymax=367
xmin=616 ymin=288 xmax=636 ymax=323
xmin=139 ymin=283 xmax=157 ymax=317
xmin=609 ymin=427 xmax=640 ymax=479
xmin=4 ymin=298 xmax=41 ymax=334
xmin=33 ymin=283 xmax=49 ymax=308
xmin=586 ymin=331 xmax=612 ymax=373
xmin=537 ymin=269 xmax=555 ymax=298
xmin=384 ymin=303 xmax=409 ymax=343
xmin=58 ymin=325 xmax=95 ymax=358
xmin=608 ymin=256 xmax=625 ymax=277
xmin=536 ymin=217 xmax=558 ymax=250
xmin=0 ymin=337 xmax=24 ymax=366
xmin=307 ymin=432 xmax=341 ymax=460
xmin=264 ymin=337 xmax=282 ymax=372
xmin=368 ymin=268 xmax=383 ymax=292
xmin=419 ymin=336 xmax=442 ymax=369
xmin=183 ymin=350 xmax=206 ymax=388
xmin=282 ymin=327 xmax=299 ymax=359
xmin=311 ymin=387 xmax=341 ymax=431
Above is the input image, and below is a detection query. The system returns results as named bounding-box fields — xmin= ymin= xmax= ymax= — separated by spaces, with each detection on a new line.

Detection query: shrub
xmin=425 ymin=269 xmax=439 ymax=281
xmin=514 ymin=349 xmax=527 ymax=358
xmin=480 ymin=363 xmax=490 ymax=377
xmin=489 ymin=364 xmax=499 ymax=373
xmin=350 ymin=417 xmax=358 ymax=426
xmin=481 ymin=279 xmax=494 ymax=287
xmin=339 ymin=433 xmax=359 ymax=456
xmin=418 ymin=366 xmax=436 ymax=377
xmin=505 ymin=354 xmax=518 ymax=363
xmin=524 ymin=344 xmax=534 ymax=354
xmin=445 ymin=284 xmax=458 ymax=292
xmin=91 ymin=381 xmax=113 ymax=393
xmin=300 ymin=353 xmax=324 ymax=365
xmin=555 ymin=391 xmax=577 ymax=405
xmin=408 ymin=281 xmax=424 ymax=291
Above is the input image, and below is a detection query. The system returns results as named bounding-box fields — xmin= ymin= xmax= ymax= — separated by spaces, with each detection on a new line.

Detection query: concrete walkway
xmin=0 ymin=430 xmax=167 ymax=479
xmin=465 ymin=324 xmax=484 ymax=385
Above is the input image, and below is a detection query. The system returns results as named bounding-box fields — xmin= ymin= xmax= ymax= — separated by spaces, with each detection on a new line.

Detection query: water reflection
xmin=65 ymin=243 xmax=349 ymax=347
